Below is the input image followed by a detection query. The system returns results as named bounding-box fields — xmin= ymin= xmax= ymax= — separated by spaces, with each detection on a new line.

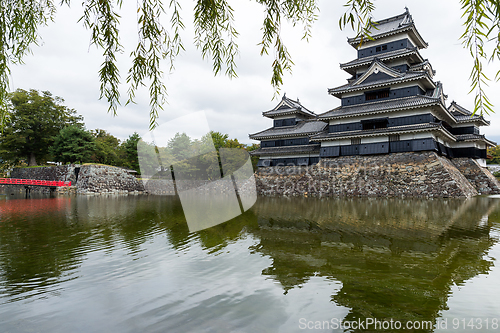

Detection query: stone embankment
xmin=255 ymin=152 xmax=498 ymax=198
xmin=76 ymin=165 xmax=143 ymax=195
xmin=3 ymin=152 xmax=500 ymax=198
xmin=3 ymin=164 xmax=144 ymax=195
xmin=452 ymin=158 xmax=500 ymax=195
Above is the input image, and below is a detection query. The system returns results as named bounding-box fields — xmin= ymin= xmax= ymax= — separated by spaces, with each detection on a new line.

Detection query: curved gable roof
xmin=262 ymin=94 xmax=316 ymax=118
xmin=348 ymin=8 xmax=428 ymax=49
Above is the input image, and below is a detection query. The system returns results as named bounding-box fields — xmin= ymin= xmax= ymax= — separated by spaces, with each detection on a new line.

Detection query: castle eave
xmin=319 ymin=95 xmax=442 ymax=120
xmin=250 ymin=144 xmax=320 ymax=156
xmin=456 ymin=134 xmax=496 ymax=147
xmin=340 ymin=48 xmax=424 ymax=74
xmin=310 ymin=123 xmax=452 ymax=141
xmin=249 ymin=121 xmax=327 ymax=140
xmin=328 ymin=72 xmax=434 ymax=96
xmin=348 ymin=24 xmax=428 ymax=49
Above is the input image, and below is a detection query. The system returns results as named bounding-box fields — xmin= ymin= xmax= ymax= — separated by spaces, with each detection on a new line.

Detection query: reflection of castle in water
xmin=250 ymin=197 xmax=499 ymax=328
xmin=1 ymin=195 xmax=498 ymax=330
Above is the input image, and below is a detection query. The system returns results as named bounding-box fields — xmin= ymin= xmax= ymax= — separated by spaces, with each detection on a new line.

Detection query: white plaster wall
xmin=272 ymin=115 xmax=295 ymax=120
xmin=450 ymin=141 xmax=486 ymax=149
xmin=476 ymin=158 xmax=487 ymax=167
xmin=400 ymin=132 xmax=435 ymax=141
xmin=322 ymin=139 xmax=350 ymax=146
xmin=362 ymin=136 xmax=389 ymax=143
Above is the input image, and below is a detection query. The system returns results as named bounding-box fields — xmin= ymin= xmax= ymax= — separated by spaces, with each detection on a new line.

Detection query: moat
xmin=1 ymin=194 xmax=499 ymax=332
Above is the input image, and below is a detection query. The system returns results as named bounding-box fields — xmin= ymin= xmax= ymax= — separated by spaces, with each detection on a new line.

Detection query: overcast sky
xmin=9 ymin=0 xmax=500 ymax=145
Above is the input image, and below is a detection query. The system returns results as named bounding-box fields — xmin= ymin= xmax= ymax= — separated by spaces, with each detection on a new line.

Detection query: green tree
xmin=0 ymin=89 xmax=83 ymax=166
xmin=119 ymin=132 xmax=141 ymax=173
xmin=0 ymin=0 xmax=307 ymax=129
xmin=50 ymin=125 xmax=96 ymax=163
xmin=90 ymin=129 xmax=121 ymax=165
xmin=487 ymin=145 xmax=500 ymax=164
xmin=244 ymin=142 xmax=261 ymax=171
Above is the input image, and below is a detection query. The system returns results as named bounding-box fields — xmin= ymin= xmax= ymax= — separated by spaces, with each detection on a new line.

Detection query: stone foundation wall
xmin=255 ymin=152 xmax=479 ymax=198
xmin=452 ymin=158 xmax=500 ymax=195
xmin=142 ymin=178 xmax=256 ymax=196
xmin=76 ymin=165 xmax=144 ymax=194
xmin=11 ymin=165 xmax=77 ymax=183
xmin=3 ymin=166 xmax=76 ymax=194
xmin=4 ymin=165 xmax=144 ymax=195
xmin=5 ymin=154 xmax=499 ymax=198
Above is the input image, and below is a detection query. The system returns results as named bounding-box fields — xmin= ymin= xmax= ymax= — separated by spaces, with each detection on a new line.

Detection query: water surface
xmin=0 ymin=194 xmax=499 ymax=332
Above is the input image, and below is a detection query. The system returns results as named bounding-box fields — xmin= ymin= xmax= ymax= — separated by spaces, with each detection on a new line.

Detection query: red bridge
xmin=0 ymin=178 xmax=71 ymax=187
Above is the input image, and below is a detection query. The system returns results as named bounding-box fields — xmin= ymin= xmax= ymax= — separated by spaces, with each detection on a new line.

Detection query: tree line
xmin=0 ymin=89 xmax=259 ymax=175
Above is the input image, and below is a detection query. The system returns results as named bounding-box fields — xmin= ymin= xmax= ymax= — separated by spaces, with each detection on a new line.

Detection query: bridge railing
xmin=0 ymin=178 xmax=71 ymax=187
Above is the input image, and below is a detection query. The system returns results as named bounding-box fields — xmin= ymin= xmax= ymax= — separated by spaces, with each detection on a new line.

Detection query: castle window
xmin=365 ymin=89 xmax=390 ymax=101
xmin=382 ymin=45 xmax=387 ymax=51
xmin=361 ymin=118 xmax=388 ymax=130
xmin=376 ymin=46 xmax=381 ymax=52
xmin=351 ymin=138 xmax=361 ymax=145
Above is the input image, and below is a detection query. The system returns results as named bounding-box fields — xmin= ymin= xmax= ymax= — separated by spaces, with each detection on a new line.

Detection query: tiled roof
xmin=319 ymin=95 xmax=441 ymax=119
xmin=311 ymin=122 xmax=442 ymax=140
xmin=250 ymin=144 xmax=321 ymax=156
xmin=262 ymin=95 xmax=316 ymax=118
xmin=328 ymin=71 xmax=428 ymax=95
xmin=454 ymin=115 xmax=488 ymax=123
xmin=347 ymin=9 xmax=428 ymax=48
xmin=409 ymin=59 xmax=430 ymax=71
xmin=448 ymin=101 xmax=471 ymax=115
xmin=456 ymin=134 xmax=496 ymax=146
xmin=409 ymin=60 xmax=435 ymax=76
xmin=340 ymin=48 xmax=422 ymax=70
xmin=249 ymin=120 xmax=327 ymax=140
xmin=456 ymin=134 xmax=485 ymax=141
xmin=448 ymin=102 xmax=489 ymax=125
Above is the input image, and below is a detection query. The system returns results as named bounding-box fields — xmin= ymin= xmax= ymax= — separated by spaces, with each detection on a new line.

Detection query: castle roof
xmin=340 ymin=47 xmax=424 ymax=75
xmin=311 ymin=122 xmax=453 ymax=141
xmin=456 ymin=134 xmax=496 ymax=146
xmin=348 ymin=8 xmax=428 ymax=49
xmin=328 ymin=59 xmax=435 ymax=97
xmin=262 ymin=95 xmax=316 ymax=118
xmin=448 ymin=101 xmax=489 ymax=125
xmin=448 ymin=101 xmax=472 ymax=116
xmin=319 ymin=94 xmax=444 ymax=119
xmin=249 ymin=120 xmax=327 ymax=140
xmin=311 ymin=123 xmax=496 ymax=147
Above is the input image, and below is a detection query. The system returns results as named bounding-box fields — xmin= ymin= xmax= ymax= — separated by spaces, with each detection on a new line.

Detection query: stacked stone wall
xmin=2 ymin=165 xmax=144 ymax=195
xmin=255 ymin=152 xmax=478 ymax=198
xmin=452 ymin=158 xmax=500 ymax=195
xmin=76 ymin=165 xmax=144 ymax=194
xmin=4 ymin=154 xmax=498 ymax=198
xmin=11 ymin=165 xmax=76 ymax=183
xmin=3 ymin=165 xmax=76 ymax=194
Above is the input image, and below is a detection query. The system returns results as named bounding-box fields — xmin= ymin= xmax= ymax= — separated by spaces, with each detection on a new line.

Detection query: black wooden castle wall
xmin=329 ymin=113 xmax=435 ymax=133
xmin=261 ymin=137 xmax=309 ymax=147
xmin=341 ymin=86 xmax=425 ymax=106
xmin=318 ymin=138 xmax=486 ymax=159
xmin=357 ymin=38 xmax=415 ymax=58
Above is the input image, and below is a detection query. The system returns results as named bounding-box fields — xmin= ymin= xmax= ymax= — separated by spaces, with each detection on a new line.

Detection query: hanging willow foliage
xmin=0 ymin=0 xmax=499 ymax=131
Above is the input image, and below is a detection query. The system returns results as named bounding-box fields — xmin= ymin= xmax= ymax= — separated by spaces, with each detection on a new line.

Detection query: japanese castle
xmin=249 ymin=9 xmax=494 ymax=167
